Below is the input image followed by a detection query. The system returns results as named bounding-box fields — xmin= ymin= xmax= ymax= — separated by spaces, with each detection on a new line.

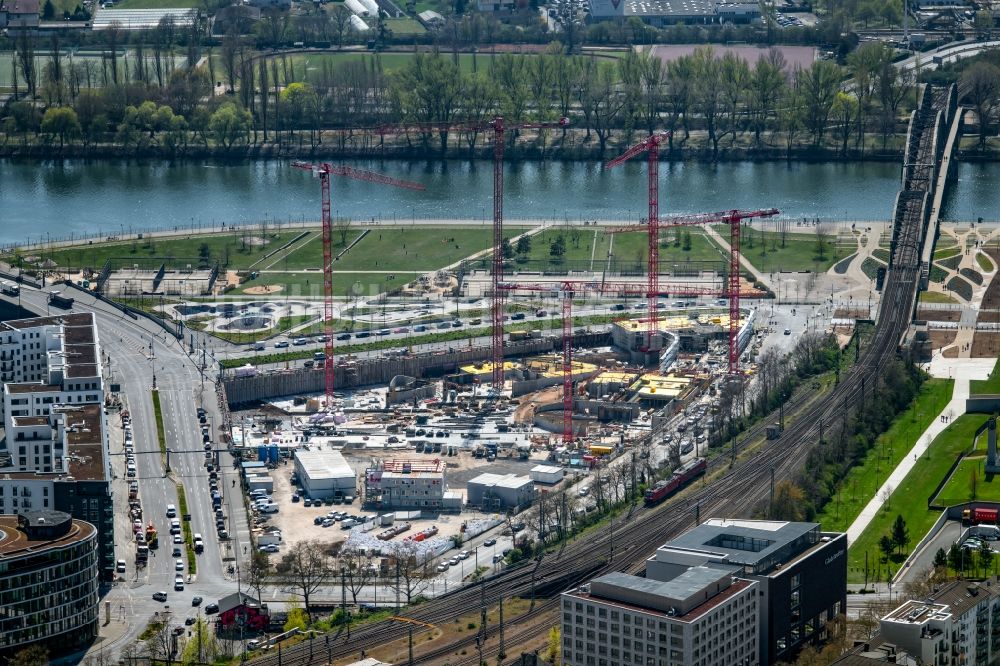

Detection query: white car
xmin=174 ymin=575 xmax=185 ymax=591
xmin=166 ymin=504 xmax=177 ymax=518
xmin=173 ymin=534 xmax=183 ymax=544
xmin=175 ymin=558 xmax=184 ymax=571
xmin=258 ymin=544 xmax=280 ymax=553
xmin=458 ymin=550 xmax=470 ymax=560
xmin=436 ymin=562 xmax=449 ymax=572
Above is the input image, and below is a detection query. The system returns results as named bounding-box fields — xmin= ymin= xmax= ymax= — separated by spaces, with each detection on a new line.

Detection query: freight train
xmin=644 ymin=457 xmax=707 ymax=505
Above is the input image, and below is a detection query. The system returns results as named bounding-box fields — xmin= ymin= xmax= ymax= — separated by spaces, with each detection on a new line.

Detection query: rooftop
xmin=1 ymin=0 xmax=39 ymax=15
xmin=0 ymin=513 xmax=95 ymax=558
xmin=294 ymin=449 xmax=354 ymax=480
xmin=3 ymin=312 xmax=92 ymax=330
xmin=624 ymin=0 xmax=715 ymax=16
xmin=882 ymin=600 xmax=952 ymax=625
xmin=657 ymin=518 xmax=821 ymax=574
xmin=59 ymin=404 xmax=107 ymax=480
xmin=5 ymin=382 xmax=62 ymax=394
xmin=567 ymin=575 xmax=754 ymax=623
xmin=12 ymin=416 xmax=49 ymax=427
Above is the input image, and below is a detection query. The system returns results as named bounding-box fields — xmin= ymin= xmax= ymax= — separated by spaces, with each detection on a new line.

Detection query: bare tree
xmin=103 ymin=21 xmax=125 ymax=85
xmin=335 ymin=217 xmax=353 ymax=246
xmin=340 ymin=548 xmax=375 ymax=605
xmin=283 ymin=540 xmax=334 ymax=621
xmin=245 ymin=549 xmax=272 ymax=603
xmin=389 ymin=543 xmax=429 ymax=605
xmin=15 ymin=28 xmax=37 ymax=99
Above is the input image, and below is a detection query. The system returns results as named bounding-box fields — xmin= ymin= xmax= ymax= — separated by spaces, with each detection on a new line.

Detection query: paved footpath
xmin=845 ymin=357 xmax=994 ymax=544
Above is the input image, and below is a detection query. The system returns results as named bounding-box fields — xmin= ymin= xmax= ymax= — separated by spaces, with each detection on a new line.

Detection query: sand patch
xmin=244 ymin=285 xmax=284 ymax=295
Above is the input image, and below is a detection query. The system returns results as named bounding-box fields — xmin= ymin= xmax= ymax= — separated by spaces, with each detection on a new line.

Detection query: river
xmin=1 ymin=158 xmax=997 ymax=245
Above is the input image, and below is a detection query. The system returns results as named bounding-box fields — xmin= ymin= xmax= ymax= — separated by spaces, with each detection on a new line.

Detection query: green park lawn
xmin=977 ymin=252 xmax=994 ymax=272
xmin=815 ymin=378 xmax=953 ymax=533
xmin=234 ymin=271 xmax=419 ymax=297
xmin=44 ymin=231 xmax=302 ymax=272
xmin=919 ymin=291 xmax=960 ymax=304
xmin=933 ymin=247 xmax=961 ymax=260
xmin=935 ymin=454 xmax=1000 ymax=506
xmin=971 ymin=358 xmax=1000 ymax=396
xmin=847 ymin=414 xmax=983 ymax=584
xmin=261 ymin=226 xmax=497 ymax=273
xmin=712 ymin=225 xmax=850 ymax=274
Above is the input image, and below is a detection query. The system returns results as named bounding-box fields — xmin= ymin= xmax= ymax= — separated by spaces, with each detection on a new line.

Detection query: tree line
xmin=2 ymin=38 xmax=921 ymax=158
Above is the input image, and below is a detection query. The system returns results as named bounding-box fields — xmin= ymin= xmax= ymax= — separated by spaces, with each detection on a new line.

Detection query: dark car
xmin=336 ymin=333 xmax=351 ymax=340
xmin=192 ymin=596 xmax=203 ymax=606
xmin=204 ymin=603 xmax=219 ymax=614
xmin=483 ymin=538 xmax=497 ymax=547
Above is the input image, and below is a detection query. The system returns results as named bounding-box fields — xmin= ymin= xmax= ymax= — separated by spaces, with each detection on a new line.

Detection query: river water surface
xmin=1 ymin=158 xmax=997 ymax=245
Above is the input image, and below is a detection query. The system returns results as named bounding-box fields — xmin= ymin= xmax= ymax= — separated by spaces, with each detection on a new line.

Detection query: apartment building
xmin=0 ymin=313 xmax=114 ymax=580
xmin=0 ymin=511 xmax=99 ymax=658
xmin=561 ymin=568 xmax=759 ymax=665
xmin=878 ymin=578 xmax=1000 ymax=666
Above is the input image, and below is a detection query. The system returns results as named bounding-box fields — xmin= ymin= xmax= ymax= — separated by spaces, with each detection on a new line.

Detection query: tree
xmin=770 ymin=479 xmax=806 ymax=521
xmin=335 ymin=218 xmax=353 ymax=246
xmin=933 ymin=547 xmax=948 ymax=570
xmin=340 ymin=548 xmax=375 ymax=605
xmin=891 ymin=514 xmax=909 ymax=555
xmin=8 ymin=646 xmax=49 ymax=666
xmin=40 ymin=107 xmax=81 ymax=149
xmin=283 ymin=605 xmax=309 ymax=632
xmin=879 ymin=534 xmax=894 ymax=562
xmin=545 ymin=626 xmax=560 ymax=664
xmin=209 ymin=102 xmax=252 ymax=149
xmin=282 ymin=540 xmax=333 ymax=621
xmin=682 ymin=230 xmax=692 ymax=252
xmin=831 ymin=92 xmax=858 ymax=156
xmin=516 ymin=235 xmax=532 ymax=255
xmin=42 ymin=0 xmax=54 ymax=19
xmin=388 ymin=543 xmax=429 ymax=605
xmin=180 ymin=617 xmax=220 ymax=664
xmin=501 ymin=237 xmax=515 ymax=260
xmin=799 ymin=60 xmax=841 ymax=147
xmin=245 ymin=549 xmax=272 ymax=603
xmin=961 ymin=61 xmax=1000 ymax=149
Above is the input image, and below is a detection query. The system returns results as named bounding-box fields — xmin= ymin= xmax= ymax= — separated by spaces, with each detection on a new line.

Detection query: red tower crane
xmin=374 ymin=117 xmax=569 ymax=394
xmin=292 ymin=161 xmax=425 ymax=407
xmin=608 ymin=208 xmax=780 ymax=374
xmin=499 ymin=279 xmax=768 ymax=445
xmin=605 ymin=132 xmax=671 ymax=347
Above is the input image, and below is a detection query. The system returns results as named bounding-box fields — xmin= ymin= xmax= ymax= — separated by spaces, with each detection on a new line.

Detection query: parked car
xmin=192 ymin=596 xmax=203 ymax=606
xmin=174 ymin=576 xmax=185 ymax=591
xmin=483 ymin=538 xmax=497 ymax=547
xmin=152 ymin=591 xmax=168 ymax=602
xmin=259 ymin=544 xmax=280 ymax=553
xmin=205 ymin=603 xmax=219 ymax=614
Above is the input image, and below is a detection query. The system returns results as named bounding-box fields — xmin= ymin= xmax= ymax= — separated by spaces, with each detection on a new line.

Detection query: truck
xmin=48 ymin=293 xmax=74 ymax=309
xmin=963 ymin=507 xmax=999 ymax=525
xmin=0 ymin=281 xmax=19 ymax=297
xmin=145 ymin=523 xmax=159 ymax=549
xmin=233 ymin=364 xmax=257 ymax=378
xmin=588 ymin=445 xmax=614 ymax=457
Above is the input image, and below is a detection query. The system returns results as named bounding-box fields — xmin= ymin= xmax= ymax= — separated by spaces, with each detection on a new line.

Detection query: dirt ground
xmin=833 ymin=309 xmax=868 ymax=319
xmin=972 ymin=332 xmax=1000 ymax=358
xmin=928 ymin=330 xmax=957 ymax=351
xmin=513 ymin=386 xmax=562 ymax=424
xmin=918 ymin=309 xmax=961 ymax=323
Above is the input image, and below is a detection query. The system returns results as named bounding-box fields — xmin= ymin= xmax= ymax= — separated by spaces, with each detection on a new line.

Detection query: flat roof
xmin=624 ymin=0 xmax=716 ymax=16
xmin=12 ymin=416 xmax=49 ymax=426
xmin=294 ymin=449 xmax=354 ymax=481
xmin=594 ymin=568 xmax=731 ymax=606
xmin=660 ymin=518 xmax=820 ymax=571
xmin=0 ymin=514 xmax=95 ymax=558
xmin=59 ymin=404 xmax=106 ymax=480
xmin=5 ymin=382 xmax=61 ymax=394
xmin=567 ymin=577 xmax=754 ymax=623
xmin=3 ymin=312 xmax=92 ymax=330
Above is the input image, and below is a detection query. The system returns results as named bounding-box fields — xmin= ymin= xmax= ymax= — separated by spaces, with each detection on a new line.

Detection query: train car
xmin=644 ymin=457 xmax=707 ymax=505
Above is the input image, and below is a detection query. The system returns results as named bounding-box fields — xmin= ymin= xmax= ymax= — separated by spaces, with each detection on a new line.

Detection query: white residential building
xmin=879 ymin=579 xmax=1000 ymax=666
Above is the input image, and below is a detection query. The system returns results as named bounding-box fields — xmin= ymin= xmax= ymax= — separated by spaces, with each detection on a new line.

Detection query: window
xmin=791 ymin=573 xmax=801 ymax=589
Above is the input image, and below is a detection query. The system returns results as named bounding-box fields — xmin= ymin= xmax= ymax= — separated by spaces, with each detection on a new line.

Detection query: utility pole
xmin=498 ymin=594 xmax=506 ymax=662
xmin=408 ymin=625 xmax=414 ymax=666
xmin=341 ymin=567 xmax=349 ymax=638
xmin=769 ymin=466 xmax=775 ymax=517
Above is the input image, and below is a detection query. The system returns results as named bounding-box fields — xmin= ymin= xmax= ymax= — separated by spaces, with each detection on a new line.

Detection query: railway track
xmin=250 ymin=86 xmax=952 ymax=666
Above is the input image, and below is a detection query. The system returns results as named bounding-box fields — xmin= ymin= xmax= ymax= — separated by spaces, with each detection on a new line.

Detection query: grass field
xmin=0 ymin=51 xmax=187 ymax=88
xmin=235 ymin=271 xmax=419 ymax=297
xmin=936 ymin=453 xmax=1000 ymax=506
xmin=919 ymin=291 xmax=960 ymax=304
xmin=45 ymin=231 xmax=302 ymax=272
xmin=815 ymin=378 xmax=953 ymax=533
xmin=934 ymin=247 xmax=961 ymax=260
xmin=971 ymin=359 xmax=1000 ymax=396
xmin=517 ymin=227 xmax=727 ymax=272
xmin=713 ymin=225 xmax=850 ymax=274
xmin=267 ymin=226 xmax=497 ymax=272
xmin=978 ymin=252 xmax=995 ymax=272
xmin=847 ymin=414 xmax=983 ymax=584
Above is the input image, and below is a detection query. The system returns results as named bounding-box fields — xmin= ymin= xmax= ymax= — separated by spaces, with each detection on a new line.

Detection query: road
xmin=10 ymin=284 xmax=253 ymax=656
